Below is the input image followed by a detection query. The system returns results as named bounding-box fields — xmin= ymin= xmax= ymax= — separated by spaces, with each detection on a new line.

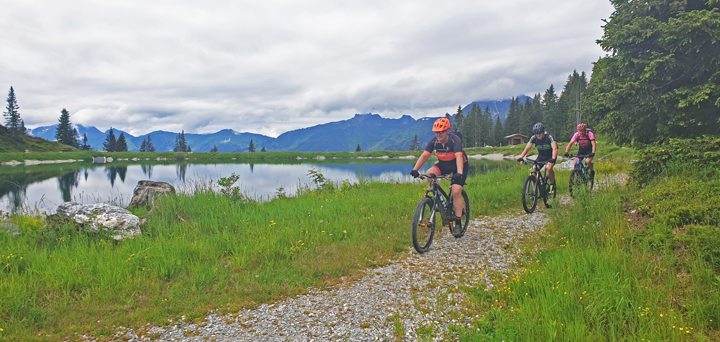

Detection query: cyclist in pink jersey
xmin=564 ymin=123 xmax=597 ymax=180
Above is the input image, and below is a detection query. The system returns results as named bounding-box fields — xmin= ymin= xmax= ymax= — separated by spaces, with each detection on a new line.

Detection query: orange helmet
xmin=432 ymin=118 xmax=451 ymax=132
xmin=577 ymin=123 xmax=587 ymax=131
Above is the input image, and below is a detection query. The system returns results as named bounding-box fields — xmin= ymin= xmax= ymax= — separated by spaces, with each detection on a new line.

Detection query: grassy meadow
xmin=459 ymin=137 xmax=720 ymax=341
xmin=0 ymin=160 xmax=541 ymax=341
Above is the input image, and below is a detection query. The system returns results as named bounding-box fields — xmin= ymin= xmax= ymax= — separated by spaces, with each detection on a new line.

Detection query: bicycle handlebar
xmin=418 ymin=173 xmax=452 ymax=180
xmin=574 ymin=154 xmax=593 ymax=159
xmin=521 ymin=158 xmax=548 ymax=165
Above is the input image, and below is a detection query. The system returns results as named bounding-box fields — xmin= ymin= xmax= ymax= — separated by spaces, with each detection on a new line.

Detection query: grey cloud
xmin=1 ymin=0 xmax=613 ymax=137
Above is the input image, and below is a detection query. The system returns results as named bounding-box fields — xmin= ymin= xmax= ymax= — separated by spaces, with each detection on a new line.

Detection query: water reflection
xmin=0 ymin=159 xmax=515 ymax=215
xmin=58 ymin=170 xmax=80 ymax=202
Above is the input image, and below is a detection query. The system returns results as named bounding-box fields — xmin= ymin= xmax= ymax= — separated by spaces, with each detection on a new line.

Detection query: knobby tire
xmin=449 ymin=190 xmax=470 ymax=238
xmin=522 ymin=175 xmax=538 ymax=213
xmin=412 ymin=197 xmax=436 ymax=253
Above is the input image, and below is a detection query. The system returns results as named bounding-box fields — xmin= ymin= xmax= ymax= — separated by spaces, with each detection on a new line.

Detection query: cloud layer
xmin=0 ymin=0 xmax=614 ymax=137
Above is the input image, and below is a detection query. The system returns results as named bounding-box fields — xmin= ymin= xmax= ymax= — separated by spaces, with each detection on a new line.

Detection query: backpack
xmin=449 ymin=127 xmax=463 ymax=141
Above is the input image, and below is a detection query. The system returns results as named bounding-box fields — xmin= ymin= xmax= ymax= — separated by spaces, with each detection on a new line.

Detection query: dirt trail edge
xmin=100 ymin=174 xmax=628 ymax=342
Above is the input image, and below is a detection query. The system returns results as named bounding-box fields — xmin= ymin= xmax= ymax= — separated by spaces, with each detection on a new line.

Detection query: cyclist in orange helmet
xmin=410 ymin=117 xmax=469 ymax=235
xmin=564 ymin=123 xmax=597 ymax=179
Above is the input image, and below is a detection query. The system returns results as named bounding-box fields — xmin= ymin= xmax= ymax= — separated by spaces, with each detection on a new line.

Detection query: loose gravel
xmin=95 ymin=174 xmax=628 ymax=342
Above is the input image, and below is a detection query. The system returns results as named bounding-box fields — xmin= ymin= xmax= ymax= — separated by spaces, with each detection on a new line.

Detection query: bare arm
xmin=413 ymin=152 xmax=431 ymax=172
xmin=591 ymin=140 xmax=597 ymax=154
xmin=455 ymin=153 xmax=464 ymax=174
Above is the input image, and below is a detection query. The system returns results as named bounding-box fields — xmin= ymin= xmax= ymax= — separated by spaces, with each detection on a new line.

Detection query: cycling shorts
xmin=535 ymin=155 xmax=556 ymax=165
xmin=430 ymin=161 xmax=469 ymax=186
xmin=578 ymin=147 xmax=593 ymax=157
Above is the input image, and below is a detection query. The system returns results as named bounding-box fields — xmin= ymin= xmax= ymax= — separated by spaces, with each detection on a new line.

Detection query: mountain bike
xmin=569 ymin=154 xmax=594 ymax=196
xmin=411 ymin=174 xmax=470 ymax=253
xmin=521 ymin=159 xmax=556 ymax=213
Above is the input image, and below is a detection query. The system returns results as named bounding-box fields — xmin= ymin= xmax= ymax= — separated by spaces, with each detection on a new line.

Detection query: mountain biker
xmin=564 ymin=123 xmax=596 ymax=179
xmin=517 ymin=122 xmax=558 ymax=191
xmin=410 ymin=117 xmax=469 ymax=235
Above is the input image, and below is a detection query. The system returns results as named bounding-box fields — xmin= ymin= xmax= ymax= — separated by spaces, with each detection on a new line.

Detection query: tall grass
xmin=460 ymin=168 xmax=720 ymax=340
xmin=0 ymin=164 xmax=537 ymax=341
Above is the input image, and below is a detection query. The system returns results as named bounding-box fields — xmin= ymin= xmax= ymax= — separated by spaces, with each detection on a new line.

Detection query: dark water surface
xmin=0 ymin=159 xmax=513 ymax=214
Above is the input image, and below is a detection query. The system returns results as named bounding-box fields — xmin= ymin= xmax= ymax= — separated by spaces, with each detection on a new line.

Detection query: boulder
xmin=56 ymin=202 xmax=141 ymax=240
xmin=1 ymin=223 xmax=21 ymax=236
xmin=129 ymin=180 xmax=176 ymax=208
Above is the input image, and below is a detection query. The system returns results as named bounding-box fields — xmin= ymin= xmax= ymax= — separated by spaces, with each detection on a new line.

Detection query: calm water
xmin=0 ymin=159 xmax=513 ymax=215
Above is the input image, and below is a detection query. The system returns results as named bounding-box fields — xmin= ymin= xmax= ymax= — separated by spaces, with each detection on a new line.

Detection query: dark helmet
xmin=532 ymin=122 xmax=545 ymax=135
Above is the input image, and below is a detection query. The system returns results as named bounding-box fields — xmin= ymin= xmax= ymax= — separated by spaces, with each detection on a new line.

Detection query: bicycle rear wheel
xmin=543 ymin=178 xmax=555 ymax=208
xmin=522 ymin=175 xmax=538 ymax=213
xmin=449 ymin=190 xmax=470 ymax=238
xmin=412 ymin=197 xmax=436 ymax=253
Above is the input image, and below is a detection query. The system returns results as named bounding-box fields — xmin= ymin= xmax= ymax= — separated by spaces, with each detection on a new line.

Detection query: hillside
xmin=0 ymin=124 xmax=77 ymax=153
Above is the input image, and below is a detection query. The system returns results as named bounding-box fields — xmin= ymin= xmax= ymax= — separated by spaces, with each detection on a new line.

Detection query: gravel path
xmin=101 ymin=174 xmax=628 ymax=342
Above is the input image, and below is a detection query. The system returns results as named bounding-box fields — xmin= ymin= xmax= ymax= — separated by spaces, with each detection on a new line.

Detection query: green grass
xmin=0 ymin=164 xmax=540 ymax=341
xmin=459 ymin=160 xmax=719 ymax=340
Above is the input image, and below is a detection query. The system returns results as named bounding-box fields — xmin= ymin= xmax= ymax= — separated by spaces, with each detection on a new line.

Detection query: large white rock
xmin=56 ymin=202 xmax=141 ymax=240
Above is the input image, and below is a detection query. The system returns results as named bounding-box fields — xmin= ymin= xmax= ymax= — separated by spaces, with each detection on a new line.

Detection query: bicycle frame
xmin=421 ymin=174 xmax=452 ymax=225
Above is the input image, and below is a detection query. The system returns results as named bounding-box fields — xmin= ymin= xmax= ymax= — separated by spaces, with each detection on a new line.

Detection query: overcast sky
xmin=1 ymin=0 xmax=614 ymax=137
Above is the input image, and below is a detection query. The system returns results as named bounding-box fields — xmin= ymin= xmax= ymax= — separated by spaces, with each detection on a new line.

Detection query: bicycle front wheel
xmin=522 ymin=175 xmax=538 ymax=213
xmin=451 ymin=190 xmax=470 ymax=238
xmin=412 ymin=197 xmax=436 ymax=253
xmin=569 ymin=170 xmax=579 ymax=197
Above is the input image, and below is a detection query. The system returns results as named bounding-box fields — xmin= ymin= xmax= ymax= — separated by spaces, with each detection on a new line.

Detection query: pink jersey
xmin=570 ymin=131 xmax=595 ymax=149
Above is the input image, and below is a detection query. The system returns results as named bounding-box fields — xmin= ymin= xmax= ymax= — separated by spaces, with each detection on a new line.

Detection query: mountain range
xmin=28 ymin=97 xmax=525 ymax=152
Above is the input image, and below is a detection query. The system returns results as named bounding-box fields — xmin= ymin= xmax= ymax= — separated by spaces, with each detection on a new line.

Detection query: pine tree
xmin=519 ymin=97 xmax=533 ymax=136
xmin=55 ymin=108 xmax=76 ymax=146
xmin=80 ymin=133 xmax=92 ymax=150
xmin=493 ymin=116 xmax=504 ymax=146
xmin=410 ymin=134 xmax=421 ymax=151
xmin=454 ymin=106 xmax=464 ymax=132
xmin=4 ymin=87 xmax=25 ymax=134
xmin=187 ymin=146 xmax=191 ymax=152
xmin=248 ymin=139 xmax=255 ymax=152
xmin=146 ymin=136 xmax=155 ymax=152
xmin=480 ymin=106 xmax=493 ymax=146
xmin=261 ymin=146 xmax=266 ymax=152
xmin=542 ymin=84 xmax=561 ymax=139
xmin=116 ymin=133 xmax=128 ymax=152
xmin=103 ymin=128 xmax=117 ymax=152
xmin=174 ymin=130 xmax=187 ymax=152
xmin=211 ymin=145 xmax=218 ymax=153
xmin=356 ymin=144 xmax=361 ymax=152
xmin=504 ymin=97 xmax=521 ymax=136
xmin=139 ymin=139 xmax=147 ymax=152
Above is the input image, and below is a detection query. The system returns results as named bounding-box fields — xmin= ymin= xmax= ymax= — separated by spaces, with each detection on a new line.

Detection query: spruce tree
xmin=248 ymin=139 xmax=255 ymax=153
xmin=139 ymin=139 xmax=147 ymax=152
xmin=4 ymin=87 xmax=25 ymax=134
xmin=103 ymin=128 xmax=117 ymax=152
xmin=116 ymin=133 xmax=128 ymax=152
xmin=454 ymin=106 xmax=464 ymax=132
xmin=81 ymin=133 xmax=92 ymax=150
xmin=55 ymin=108 xmax=75 ymax=146
xmin=504 ymin=97 xmax=521 ymax=137
xmin=211 ymin=145 xmax=218 ymax=153
xmin=410 ymin=134 xmax=421 ymax=151
xmin=493 ymin=116 xmax=504 ymax=146
xmin=174 ymin=130 xmax=187 ymax=152
xmin=146 ymin=136 xmax=155 ymax=152
xmin=261 ymin=146 xmax=266 ymax=152
xmin=356 ymin=144 xmax=361 ymax=152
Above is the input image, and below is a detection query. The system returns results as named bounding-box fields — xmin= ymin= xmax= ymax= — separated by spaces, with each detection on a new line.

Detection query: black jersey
xmin=529 ymin=132 xmax=557 ymax=158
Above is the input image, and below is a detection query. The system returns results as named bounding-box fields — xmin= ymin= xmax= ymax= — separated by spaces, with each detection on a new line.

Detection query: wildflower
xmin=343 ymin=230 xmax=347 ymax=234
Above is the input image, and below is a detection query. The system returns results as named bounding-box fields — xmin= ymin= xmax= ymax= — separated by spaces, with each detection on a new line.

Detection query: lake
xmin=0 ymin=159 xmax=514 ymax=215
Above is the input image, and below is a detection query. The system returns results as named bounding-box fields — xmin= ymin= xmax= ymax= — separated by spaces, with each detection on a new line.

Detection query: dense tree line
xmin=453 ymin=70 xmax=588 ymax=147
xmin=584 ymin=0 xmax=720 ymax=145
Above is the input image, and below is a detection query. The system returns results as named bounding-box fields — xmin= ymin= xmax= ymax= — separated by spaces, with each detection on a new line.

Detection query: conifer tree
xmin=139 ymin=139 xmax=147 ymax=152
xmin=4 ymin=87 xmax=25 ymax=134
xmin=248 ymin=139 xmax=255 ymax=152
xmin=356 ymin=144 xmax=361 ymax=152
xmin=493 ymin=116 xmax=504 ymax=146
xmin=80 ymin=133 xmax=92 ymax=150
xmin=261 ymin=146 xmax=266 ymax=152
xmin=174 ymin=130 xmax=188 ymax=152
xmin=410 ymin=134 xmax=421 ymax=151
xmin=55 ymin=108 xmax=77 ymax=147
xmin=211 ymin=145 xmax=218 ymax=153
xmin=103 ymin=128 xmax=117 ymax=152
xmin=146 ymin=135 xmax=155 ymax=152
xmin=116 ymin=133 xmax=128 ymax=152
xmin=454 ymin=106 xmax=464 ymax=132
xmin=504 ymin=97 xmax=521 ymax=137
